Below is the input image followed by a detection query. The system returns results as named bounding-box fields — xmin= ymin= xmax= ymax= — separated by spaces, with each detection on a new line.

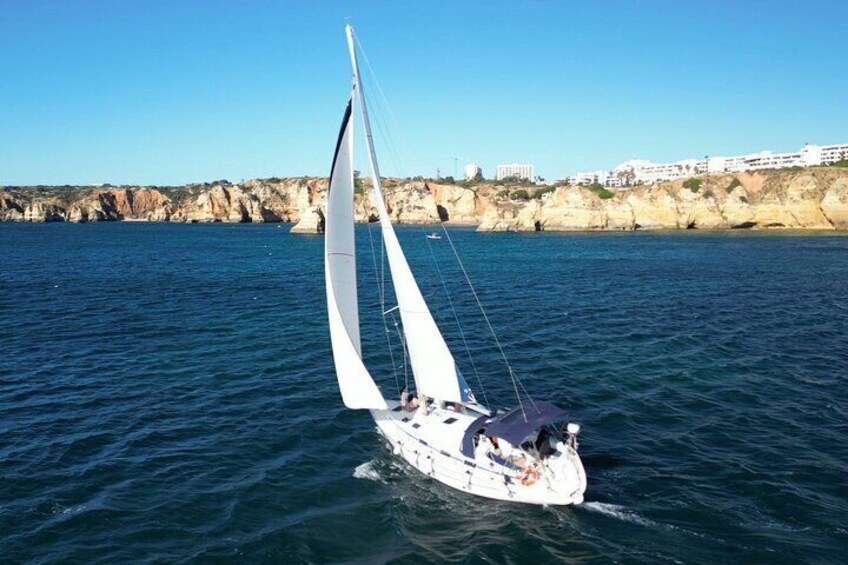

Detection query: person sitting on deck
xmin=534 ymin=428 xmax=555 ymax=459
xmin=489 ymin=436 xmax=503 ymax=458
xmin=490 ymin=436 xmax=529 ymax=468
xmin=400 ymin=387 xmax=420 ymax=411
xmin=446 ymin=402 xmax=466 ymax=414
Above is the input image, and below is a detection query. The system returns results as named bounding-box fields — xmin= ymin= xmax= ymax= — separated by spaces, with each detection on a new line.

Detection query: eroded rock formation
xmin=3 ymin=168 xmax=848 ymax=233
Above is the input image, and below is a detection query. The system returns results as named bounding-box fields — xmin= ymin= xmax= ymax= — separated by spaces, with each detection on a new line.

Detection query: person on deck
xmin=400 ymin=387 xmax=420 ymax=411
xmin=490 ymin=436 xmax=503 ymax=457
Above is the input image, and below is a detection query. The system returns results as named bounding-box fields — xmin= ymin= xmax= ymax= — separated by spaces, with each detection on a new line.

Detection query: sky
xmin=2 ymin=0 xmax=847 ymax=186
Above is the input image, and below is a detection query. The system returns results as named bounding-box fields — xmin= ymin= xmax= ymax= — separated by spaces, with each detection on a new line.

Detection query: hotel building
xmin=496 ymin=163 xmax=535 ymax=181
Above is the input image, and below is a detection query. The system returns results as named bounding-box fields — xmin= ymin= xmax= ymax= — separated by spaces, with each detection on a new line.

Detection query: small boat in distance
xmin=426 ymin=233 xmax=441 ymax=240
xmin=324 ymin=25 xmax=586 ymax=505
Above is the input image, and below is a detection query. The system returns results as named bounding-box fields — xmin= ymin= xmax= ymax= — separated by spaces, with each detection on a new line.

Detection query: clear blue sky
xmin=2 ymin=0 xmax=846 ymax=185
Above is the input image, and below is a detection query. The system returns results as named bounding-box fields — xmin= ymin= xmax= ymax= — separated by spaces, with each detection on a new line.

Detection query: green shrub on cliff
xmin=832 ymin=160 xmax=848 ymax=168
xmin=498 ymin=175 xmax=526 ymax=186
xmin=683 ymin=178 xmax=702 ymax=192
xmin=510 ymin=189 xmax=531 ymax=201
xmin=533 ymin=185 xmax=556 ymax=199
xmin=157 ymin=186 xmax=193 ymax=206
xmin=354 ymin=170 xmax=364 ymax=194
xmin=588 ymin=182 xmax=614 ymax=199
xmin=728 ymin=177 xmax=742 ymax=191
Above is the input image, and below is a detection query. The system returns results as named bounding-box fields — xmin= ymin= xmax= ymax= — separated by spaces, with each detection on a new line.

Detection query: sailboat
xmin=325 ymin=25 xmax=586 ymax=505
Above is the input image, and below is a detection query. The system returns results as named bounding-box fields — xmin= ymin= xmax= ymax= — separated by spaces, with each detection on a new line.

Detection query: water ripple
xmin=1 ymin=224 xmax=847 ymax=563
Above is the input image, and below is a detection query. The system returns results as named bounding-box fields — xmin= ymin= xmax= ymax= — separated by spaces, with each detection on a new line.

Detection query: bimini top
xmin=460 ymin=414 xmax=492 ymax=458
xmin=485 ymin=402 xmax=566 ymax=446
xmin=459 ymin=402 xmax=566 ymax=458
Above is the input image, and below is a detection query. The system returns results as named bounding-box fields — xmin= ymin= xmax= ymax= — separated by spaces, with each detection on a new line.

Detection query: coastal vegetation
xmin=728 ymin=177 xmax=742 ymax=191
xmin=587 ymin=182 xmax=615 ymax=199
xmin=533 ymin=185 xmax=557 ymax=199
xmin=683 ymin=178 xmax=702 ymax=192
xmin=494 ymin=175 xmax=528 ymax=186
xmin=353 ymin=170 xmax=364 ymax=194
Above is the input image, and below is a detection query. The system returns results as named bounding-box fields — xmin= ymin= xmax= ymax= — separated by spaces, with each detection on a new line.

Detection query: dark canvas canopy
xmin=460 ymin=414 xmax=491 ymax=458
xmin=459 ymin=402 xmax=566 ymax=458
xmin=484 ymin=402 xmax=566 ymax=446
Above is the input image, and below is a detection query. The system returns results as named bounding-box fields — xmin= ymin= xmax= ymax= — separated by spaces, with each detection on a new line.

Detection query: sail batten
xmin=345 ymin=25 xmax=473 ymax=404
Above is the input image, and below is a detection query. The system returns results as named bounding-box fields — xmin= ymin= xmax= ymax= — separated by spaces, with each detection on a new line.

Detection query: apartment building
xmin=568 ymin=143 xmax=848 ymax=187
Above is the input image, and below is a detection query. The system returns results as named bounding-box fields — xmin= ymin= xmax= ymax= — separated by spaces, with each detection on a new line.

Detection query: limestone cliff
xmin=475 ymin=169 xmax=848 ymax=232
xmin=3 ymin=168 xmax=848 ymax=232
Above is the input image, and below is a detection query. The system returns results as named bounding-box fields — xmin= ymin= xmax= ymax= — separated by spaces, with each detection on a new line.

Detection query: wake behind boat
xmin=324 ymin=25 xmax=586 ymax=506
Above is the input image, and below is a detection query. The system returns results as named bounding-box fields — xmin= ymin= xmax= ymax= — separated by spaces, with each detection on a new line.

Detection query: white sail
xmin=345 ymin=26 xmax=473 ymax=404
xmin=325 ymin=93 xmax=386 ymax=410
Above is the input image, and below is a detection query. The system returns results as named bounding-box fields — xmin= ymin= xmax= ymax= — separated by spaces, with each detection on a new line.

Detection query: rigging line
xmin=513 ymin=367 xmax=540 ymax=414
xmin=424 ymin=235 xmax=491 ymax=409
xmin=353 ymin=31 xmax=411 ymax=183
xmin=437 ymin=223 xmax=538 ymax=420
xmin=353 ymin=33 xmax=404 ymax=155
xmin=354 ymin=38 xmax=411 ymax=398
xmin=393 ymin=315 xmax=409 ymax=391
xmin=355 ymin=28 xmax=506 ymax=412
xmin=354 ymin=33 xmax=433 ymax=251
xmin=364 ymin=89 xmax=406 ymax=184
xmin=367 ymin=220 xmax=401 ymax=394
xmin=364 ymin=84 xmax=444 ymax=302
xmin=380 ymin=217 xmax=387 ymax=328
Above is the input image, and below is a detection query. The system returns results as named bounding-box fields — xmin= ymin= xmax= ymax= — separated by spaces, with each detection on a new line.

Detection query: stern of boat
xmin=541 ymin=442 xmax=586 ymax=505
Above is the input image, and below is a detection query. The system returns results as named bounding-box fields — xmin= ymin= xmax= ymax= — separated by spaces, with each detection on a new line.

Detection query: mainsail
xmin=345 ymin=26 xmax=474 ymax=405
xmin=325 ymin=92 xmax=386 ymax=410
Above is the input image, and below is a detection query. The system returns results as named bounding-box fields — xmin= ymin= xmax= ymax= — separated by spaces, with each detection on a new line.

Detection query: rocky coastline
xmin=2 ymin=167 xmax=847 ymax=232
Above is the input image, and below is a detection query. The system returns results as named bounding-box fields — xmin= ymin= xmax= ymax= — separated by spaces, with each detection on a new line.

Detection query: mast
xmin=345 ymin=25 xmax=474 ymax=405
xmin=346 ymin=26 xmax=385 ymax=209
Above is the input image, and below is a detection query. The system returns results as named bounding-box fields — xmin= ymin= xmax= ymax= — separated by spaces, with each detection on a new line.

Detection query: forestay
xmin=345 ymin=26 xmax=474 ymax=405
xmin=325 ymin=92 xmax=387 ymax=410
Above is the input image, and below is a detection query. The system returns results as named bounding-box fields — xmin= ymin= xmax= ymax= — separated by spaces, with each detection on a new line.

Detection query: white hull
xmin=371 ymin=401 xmax=586 ymax=506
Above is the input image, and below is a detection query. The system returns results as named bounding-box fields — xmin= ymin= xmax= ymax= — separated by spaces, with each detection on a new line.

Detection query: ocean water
xmin=1 ymin=222 xmax=847 ymax=564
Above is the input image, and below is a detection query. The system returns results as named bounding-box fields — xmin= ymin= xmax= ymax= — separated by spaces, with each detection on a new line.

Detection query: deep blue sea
xmin=1 ymin=222 xmax=847 ymax=564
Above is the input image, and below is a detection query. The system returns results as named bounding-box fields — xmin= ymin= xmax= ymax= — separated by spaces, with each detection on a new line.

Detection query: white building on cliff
xmin=497 ymin=163 xmax=535 ymax=181
xmin=464 ymin=163 xmax=482 ymax=180
xmin=567 ymin=143 xmax=848 ymax=187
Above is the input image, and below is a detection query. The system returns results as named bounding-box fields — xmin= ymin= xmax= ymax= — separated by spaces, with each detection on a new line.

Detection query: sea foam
xmin=582 ymin=502 xmax=657 ymax=527
xmin=353 ymin=460 xmax=383 ymax=482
